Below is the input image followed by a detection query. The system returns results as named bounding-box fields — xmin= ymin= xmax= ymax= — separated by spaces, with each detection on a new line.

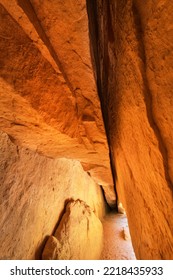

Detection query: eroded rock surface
xmin=1 ymin=0 xmax=173 ymax=261
xmin=42 ymin=200 xmax=103 ymax=260
xmin=87 ymin=0 xmax=173 ymax=259
xmin=0 ymin=0 xmax=115 ymax=203
xmin=0 ymin=131 xmax=106 ymax=259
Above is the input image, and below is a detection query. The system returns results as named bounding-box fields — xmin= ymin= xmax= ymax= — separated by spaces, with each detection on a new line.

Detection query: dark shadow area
xmin=86 ymin=0 xmax=118 ymax=210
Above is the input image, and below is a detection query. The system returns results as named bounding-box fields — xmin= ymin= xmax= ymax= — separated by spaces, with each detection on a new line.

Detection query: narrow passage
xmin=101 ymin=212 xmax=136 ymax=260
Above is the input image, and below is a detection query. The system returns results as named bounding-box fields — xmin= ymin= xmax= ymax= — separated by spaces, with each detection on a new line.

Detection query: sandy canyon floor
xmin=101 ymin=212 xmax=136 ymax=260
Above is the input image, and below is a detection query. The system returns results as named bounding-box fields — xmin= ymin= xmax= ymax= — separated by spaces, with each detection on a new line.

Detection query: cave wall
xmin=0 ymin=0 xmax=116 ymax=205
xmin=0 ymin=131 xmax=106 ymax=259
xmin=87 ymin=0 xmax=173 ymax=259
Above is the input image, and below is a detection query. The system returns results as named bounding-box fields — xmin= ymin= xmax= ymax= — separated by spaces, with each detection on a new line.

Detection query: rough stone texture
xmin=1 ymin=0 xmax=173 ymax=261
xmin=42 ymin=236 xmax=59 ymax=260
xmin=87 ymin=0 xmax=173 ymax=259
xmin=0 ymin=131 xmax=106 ymax=259
xmin=0 ymin=0 xmax=116 ymax=204
xmin=42 ymin=200 xmax=103 ymax=260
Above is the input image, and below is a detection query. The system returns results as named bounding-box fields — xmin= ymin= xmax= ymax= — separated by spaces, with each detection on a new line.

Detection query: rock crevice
xmin=86 ymin=0 xmax=173 ymax=259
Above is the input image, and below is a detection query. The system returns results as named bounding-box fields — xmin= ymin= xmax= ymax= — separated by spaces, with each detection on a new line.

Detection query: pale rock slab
xmin=42 ymin=200 xmax=103 ymax=260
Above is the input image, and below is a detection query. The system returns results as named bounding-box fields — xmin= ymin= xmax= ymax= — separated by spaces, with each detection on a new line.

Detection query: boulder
xmin=42 ymin=200 xmax=103 ymax=260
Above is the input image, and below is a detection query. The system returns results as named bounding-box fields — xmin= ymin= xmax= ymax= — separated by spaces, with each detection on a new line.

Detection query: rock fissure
xmin=86 ymin=0 xmax=118 ymax=210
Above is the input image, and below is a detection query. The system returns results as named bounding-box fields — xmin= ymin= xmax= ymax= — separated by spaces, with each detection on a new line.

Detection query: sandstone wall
xmin=0 ymin=131 xmax=106 ymax=259
xmin=87 ymin=0 xmax=173 ymax=259
xmin=1 ymin=0 xmax=173 ymax=260
xmin=0 ymin=0 xmax=116 ymax=203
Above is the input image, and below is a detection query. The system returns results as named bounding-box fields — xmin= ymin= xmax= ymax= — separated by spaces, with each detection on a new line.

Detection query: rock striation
xmin=87 ymin=0 xmax=173 ymax=259
xmin=0 ymin=0 xmax=115 ymax=204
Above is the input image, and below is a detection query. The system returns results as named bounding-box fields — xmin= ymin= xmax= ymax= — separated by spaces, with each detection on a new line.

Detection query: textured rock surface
xmin=0 ymin=0 xmax=115 ymax=203
xmin=87 ymin=0 xmax=173 ymax=259
xmin=0 ymin=131 xmax=106 ymax=259
xmin=42 ymin=200 xmax=103 ymax=260
xmin=1 ymin=0 xmax=173 ymax=261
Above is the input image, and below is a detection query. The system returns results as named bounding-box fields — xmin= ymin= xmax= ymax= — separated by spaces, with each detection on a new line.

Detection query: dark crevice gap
xmin=86 ymin=0 xmax=118 ymax=210
xmin=100 ymin=185 xmax=112 ymax=212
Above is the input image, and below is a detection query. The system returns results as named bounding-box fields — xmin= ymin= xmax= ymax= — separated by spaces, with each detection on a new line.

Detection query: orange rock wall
xmin=1 ymin=0 xmax=173 ymax=260
xmin=0 ymin=131 xmax=106 ymax=259
xmin=0 ymin=0 xmax=115 ymax=201
xmin=87 ymin=0 xmax=173 ymax=259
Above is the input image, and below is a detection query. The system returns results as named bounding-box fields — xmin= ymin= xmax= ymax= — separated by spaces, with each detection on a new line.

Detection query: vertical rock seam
xmin=86 ymin=0 xmax=118 ymax=210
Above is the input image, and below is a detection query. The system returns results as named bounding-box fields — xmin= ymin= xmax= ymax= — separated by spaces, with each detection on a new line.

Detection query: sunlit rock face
xmin=0 ymin=131 xmax=106 ymax=259
xmin=87 ymin=0 xmax=173 ymax=259
xmin=0 ymin=0 xmax=115 ymax=205
xmin=42 ymin=199 xmax=103 ymax=260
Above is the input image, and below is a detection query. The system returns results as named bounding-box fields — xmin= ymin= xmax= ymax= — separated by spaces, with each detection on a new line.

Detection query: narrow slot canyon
xmin=0 ymin=0 xmax=173 ymax=260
